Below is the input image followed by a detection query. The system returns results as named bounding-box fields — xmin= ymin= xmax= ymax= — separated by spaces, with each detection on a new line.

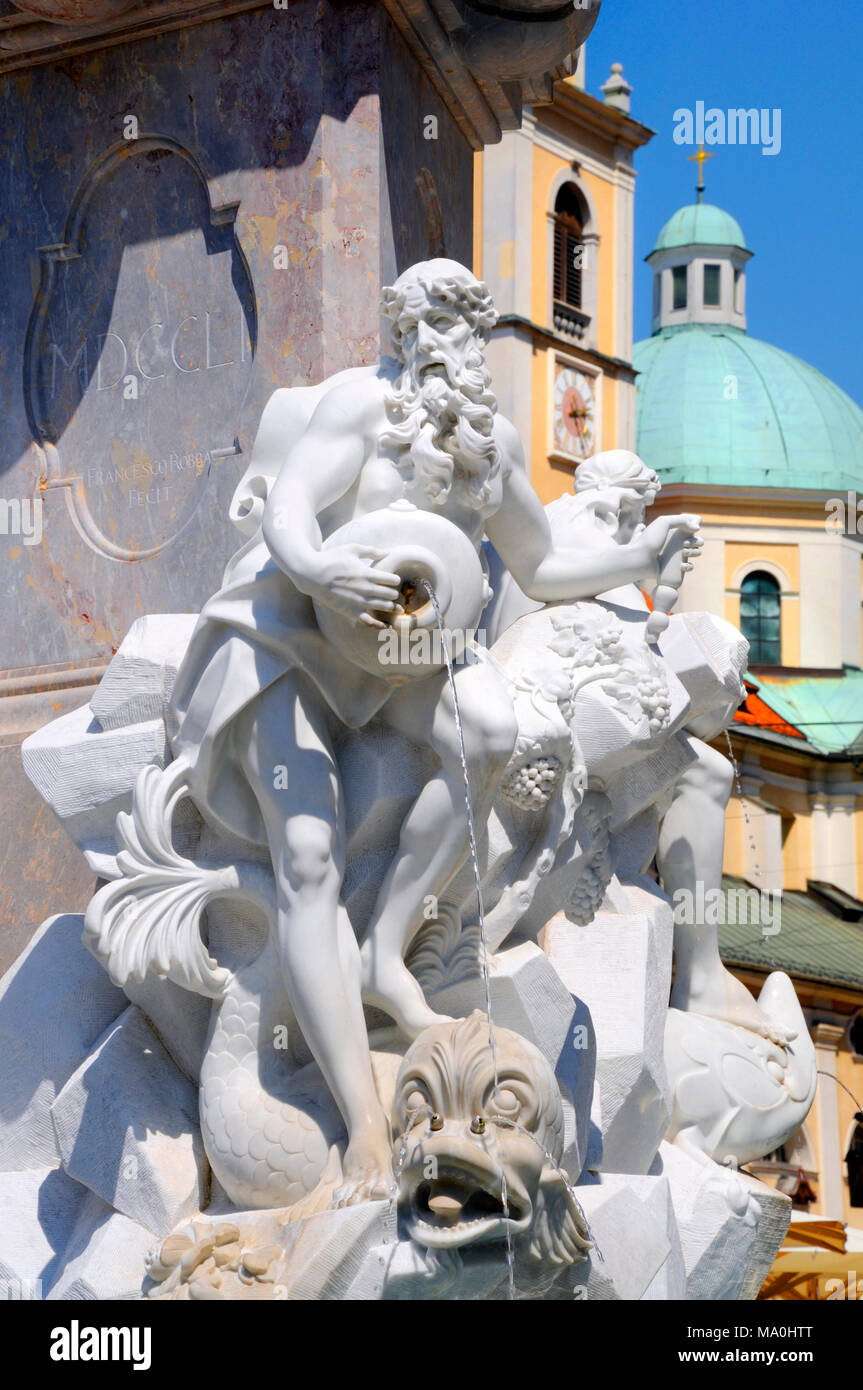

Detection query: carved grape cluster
xmin=501 ymin=755 xmax=562 ymax=811
xmin=567 ymin=862 xmax=608 ymax=926
xmin=634 ymin=673 xmax=671 ymax=734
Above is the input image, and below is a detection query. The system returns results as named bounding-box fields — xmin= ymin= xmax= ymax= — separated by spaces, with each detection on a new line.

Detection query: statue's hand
xmin=639 ymin=513 xmax=703 ymax=586
xmin=304 ymin=544 xmax=403 ymax=629
xmin=643 ymin=512 xmax=701 ymax=548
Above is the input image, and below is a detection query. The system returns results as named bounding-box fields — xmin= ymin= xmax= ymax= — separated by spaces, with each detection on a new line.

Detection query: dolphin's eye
xmin=492 ymin=1087 xmax=520 ymax=1116
xmin=405 ymin=1088 xmax=427 ymax=1116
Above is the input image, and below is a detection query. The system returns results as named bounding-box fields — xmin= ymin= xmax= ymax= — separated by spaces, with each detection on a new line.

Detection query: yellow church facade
xmin=473 ymin=59 xmax=652 ymax=506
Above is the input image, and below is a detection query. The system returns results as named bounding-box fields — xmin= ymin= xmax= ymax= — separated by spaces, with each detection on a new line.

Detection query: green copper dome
xmin=652 ymin=202 xmax=747 ymax=253
xmin=633 ymin=324 xmax=863 ymax=492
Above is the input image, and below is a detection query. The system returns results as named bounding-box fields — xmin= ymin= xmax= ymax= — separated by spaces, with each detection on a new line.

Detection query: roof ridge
xmin=724 ymin=331 xmax=792 ymax=469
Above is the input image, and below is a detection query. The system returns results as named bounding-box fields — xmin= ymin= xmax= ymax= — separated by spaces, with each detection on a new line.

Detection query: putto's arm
xmin=486 ymin=415 xmax=695 ymax=602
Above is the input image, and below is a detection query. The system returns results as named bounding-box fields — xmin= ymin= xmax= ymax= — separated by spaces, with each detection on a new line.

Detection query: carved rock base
xmin=1 ymin=902 xmax=794 ymax=1301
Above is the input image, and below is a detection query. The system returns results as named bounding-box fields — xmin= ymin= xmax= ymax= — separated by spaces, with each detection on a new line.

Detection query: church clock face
xmin=554 ymin=366 xmax=596 ymax=460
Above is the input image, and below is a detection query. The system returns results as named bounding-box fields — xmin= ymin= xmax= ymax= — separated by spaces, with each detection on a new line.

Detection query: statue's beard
xmin=381 ymin=345 xmax=500 ymax=509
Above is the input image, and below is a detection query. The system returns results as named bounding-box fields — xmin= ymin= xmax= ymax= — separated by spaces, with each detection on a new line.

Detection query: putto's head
xmin=381 ymin=260 xmax=497 ymax=378
xmin=545 ymin=449 xmax=661 ymax=545
xmin=574 ymin=450 xmax=660 ymax=508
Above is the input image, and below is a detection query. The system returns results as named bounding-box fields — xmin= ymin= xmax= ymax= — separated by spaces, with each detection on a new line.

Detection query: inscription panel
xmin=26 ymin=141 xmax=256 ymax=558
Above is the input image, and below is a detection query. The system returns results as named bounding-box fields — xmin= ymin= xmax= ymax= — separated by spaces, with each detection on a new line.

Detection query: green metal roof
xmin=633 ymin=324 xmax=863 ymax=492
xmin=746 ymin=669 xmax=863 ymax=756
xmin=652 ymin=202 xmax=747 ymax=253
xmin=719 ymin=875 xmax=863 ymax=992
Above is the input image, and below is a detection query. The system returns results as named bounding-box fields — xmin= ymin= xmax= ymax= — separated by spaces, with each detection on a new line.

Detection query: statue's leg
xmin=237 ymin=671 xmax=394 ymax=1204
xmin=360 ymin=656 xmax=518 ymax=1038
xmin=659 ymin=736 xmax=790 ymax=1043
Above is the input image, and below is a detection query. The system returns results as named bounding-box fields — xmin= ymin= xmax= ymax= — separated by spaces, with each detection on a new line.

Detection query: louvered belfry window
xmin=553 ymin=184 xmax=585 ymax=310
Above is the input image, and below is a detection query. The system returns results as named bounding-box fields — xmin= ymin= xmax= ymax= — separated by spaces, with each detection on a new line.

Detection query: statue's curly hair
xmin=381 ymin=262 xmax=497 ymax=353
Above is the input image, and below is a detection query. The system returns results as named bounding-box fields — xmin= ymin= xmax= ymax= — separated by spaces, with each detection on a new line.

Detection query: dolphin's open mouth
xmin=404 ymin=1163 xmax=532 ymax=1249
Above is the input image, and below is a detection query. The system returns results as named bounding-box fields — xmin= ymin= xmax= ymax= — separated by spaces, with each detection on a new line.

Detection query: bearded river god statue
xmin=5 ymin=259 xmax=815 ymax=1301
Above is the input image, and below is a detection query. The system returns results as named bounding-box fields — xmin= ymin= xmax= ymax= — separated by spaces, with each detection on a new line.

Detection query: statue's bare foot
xmin=360 ymin=948 xmax=453 ymax=1040
xmin=672 ymin=966 xmax=795 ymax=1048
xmin=333 ymin=1122 xmax=397 ymax=1208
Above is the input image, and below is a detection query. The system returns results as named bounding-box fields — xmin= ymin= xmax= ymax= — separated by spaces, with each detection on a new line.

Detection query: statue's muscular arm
xmin=261 ymin=382 xmax=402 ymax=626
xmin=486 ymin=415 xmax=695 ymax=601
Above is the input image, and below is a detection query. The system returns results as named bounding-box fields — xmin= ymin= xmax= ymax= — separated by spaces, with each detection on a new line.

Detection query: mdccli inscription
xmin=24 ymin=139 xmax=256 ymax=559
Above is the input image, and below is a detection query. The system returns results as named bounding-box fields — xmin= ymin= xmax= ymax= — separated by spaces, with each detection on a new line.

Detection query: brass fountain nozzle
xmin=470 ymin=1115 xmax=486 ymax=1135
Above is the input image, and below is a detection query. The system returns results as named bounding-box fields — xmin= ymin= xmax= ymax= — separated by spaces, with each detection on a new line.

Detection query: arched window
xmin=553 ymin=184 xmax=585 ymax=310
xmin=740 ymin=570 xmax=781 ymax=665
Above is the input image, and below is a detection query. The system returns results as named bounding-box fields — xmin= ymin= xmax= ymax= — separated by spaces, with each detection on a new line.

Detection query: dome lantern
xmin=646 ymin=150 xmax=753 ymax=334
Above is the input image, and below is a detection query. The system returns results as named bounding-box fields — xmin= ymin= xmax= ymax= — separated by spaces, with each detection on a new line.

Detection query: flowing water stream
xmin=389 ymin=584 xmax=601 ymax=1297
xmin=487 ymin=1115 xmax=601 ymax=1262
xmin=420 ymin=580 xmax=516 ymax=1298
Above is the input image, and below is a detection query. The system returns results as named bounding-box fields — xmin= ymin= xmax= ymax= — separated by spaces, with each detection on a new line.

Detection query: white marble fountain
xmin=0 ymin=260 xmax=815 ymax=1300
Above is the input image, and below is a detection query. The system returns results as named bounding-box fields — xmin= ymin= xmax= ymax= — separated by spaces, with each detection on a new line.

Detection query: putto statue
xmin=6 ymin=259 xmax=816 ymax=1301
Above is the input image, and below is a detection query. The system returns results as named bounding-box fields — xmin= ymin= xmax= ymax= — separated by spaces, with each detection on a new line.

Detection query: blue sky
xmin=584 ymin=0 xmax=863 ymax=406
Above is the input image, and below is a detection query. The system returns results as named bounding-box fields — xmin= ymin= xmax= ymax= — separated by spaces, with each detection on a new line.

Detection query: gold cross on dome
xmin=688 ymin=144 xmax=714 ymax=202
